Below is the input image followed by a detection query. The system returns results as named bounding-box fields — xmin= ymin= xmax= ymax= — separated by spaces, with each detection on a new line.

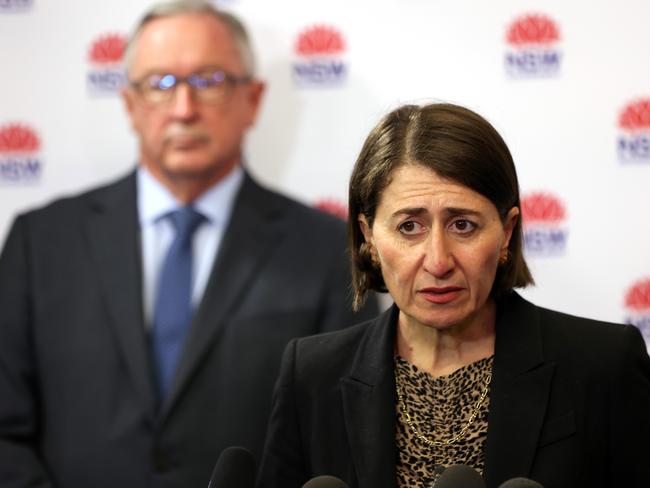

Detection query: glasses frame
xmin=129 ymin=69 xmax=252 ymax=106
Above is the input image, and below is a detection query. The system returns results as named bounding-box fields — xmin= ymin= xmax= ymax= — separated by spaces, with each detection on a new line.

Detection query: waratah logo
xmin=0 ymin=123 xmax=43 ymax=183
xmin=521 ymin=191 xmax=568 ymax=255
xmin=624 ymin=278 xmax=650 ymax=346
xmin=314 ymin=198 xmax=348 ymax=221
xmin=292 ymin=25 xmax=347 ymax=86
xmin=87 ymin=33 xmax=128 ymax=94
xmin=617 ymin=98 xmax=650 ymax=163
xmin=505 ymin=14 xmax=562 ymax=78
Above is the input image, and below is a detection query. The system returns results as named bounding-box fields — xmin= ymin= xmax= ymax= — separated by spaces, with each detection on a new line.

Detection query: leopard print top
xmin=394 ymin=355 xmax=493 ymax=488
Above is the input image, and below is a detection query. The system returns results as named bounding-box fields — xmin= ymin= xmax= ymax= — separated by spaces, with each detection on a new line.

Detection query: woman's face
xmin=359 ymin=164 xmax=518 ymax=331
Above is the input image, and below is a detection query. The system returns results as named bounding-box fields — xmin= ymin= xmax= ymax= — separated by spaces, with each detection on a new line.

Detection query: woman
xmin=257 ymin=103 xmax=650 ymax=488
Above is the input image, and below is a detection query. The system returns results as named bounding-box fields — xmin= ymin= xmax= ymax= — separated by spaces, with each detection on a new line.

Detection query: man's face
xmin=122 ymin=13 xmax=264 ymax=198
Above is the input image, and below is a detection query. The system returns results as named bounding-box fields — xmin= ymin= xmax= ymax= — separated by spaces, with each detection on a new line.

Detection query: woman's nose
xmin=422 ymin=230 xmax=455 ymax=278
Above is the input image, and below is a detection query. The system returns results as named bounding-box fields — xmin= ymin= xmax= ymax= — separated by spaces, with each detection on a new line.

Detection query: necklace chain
xmin=396 ymin=367 xmax=492 ymax=448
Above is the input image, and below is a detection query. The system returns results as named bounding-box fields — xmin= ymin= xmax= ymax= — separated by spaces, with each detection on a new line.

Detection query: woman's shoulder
xmin=286 ymin=305 xmax=396 ymax=380
xmin=506 ymin=292 xmax=647 ymax=360
xmin=294 ymin=312 xmax=386 ymax=357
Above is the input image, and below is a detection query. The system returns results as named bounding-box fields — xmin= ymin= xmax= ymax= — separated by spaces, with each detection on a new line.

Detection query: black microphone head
xmin=302 ymin=475 xmax=350 ymax=488
xmin=498 ymin=478 xmax=544 ymax=488
xmin=208 ymin=446 xmax=256 ymax=488
xmin=434 ymin=464 xmax=486 ymax=488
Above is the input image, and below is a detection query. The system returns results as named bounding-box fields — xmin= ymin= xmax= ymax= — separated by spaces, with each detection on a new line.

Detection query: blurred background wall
xmin=1 ymin=0 xmax=649 ymax=345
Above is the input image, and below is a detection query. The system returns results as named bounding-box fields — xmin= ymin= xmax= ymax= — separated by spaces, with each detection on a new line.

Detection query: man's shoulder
xmin=241 ymin=174 xmax=347 ymax=234
xmin=17 ymin=171 xmax=135 ymax=222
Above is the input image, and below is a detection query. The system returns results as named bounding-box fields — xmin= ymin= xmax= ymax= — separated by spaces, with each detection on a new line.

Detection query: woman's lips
xmin=418 ymin=286 xmax=463 ymax=304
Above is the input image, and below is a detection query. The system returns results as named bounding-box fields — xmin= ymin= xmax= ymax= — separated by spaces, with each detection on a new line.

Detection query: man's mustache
xmin=163 ymin=125 xmax=211 ymax=145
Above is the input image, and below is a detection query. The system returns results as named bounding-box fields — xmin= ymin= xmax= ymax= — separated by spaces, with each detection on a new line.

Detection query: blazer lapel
xmin=161 ymin=174 xmax=286 ymax=417
xmin=484 ymin=293 xmax=555 ymax=487
xmin=341 ymin=307 xmax=398 ymax=488
xmin=85 ymin=172 xmax=156 ymax=416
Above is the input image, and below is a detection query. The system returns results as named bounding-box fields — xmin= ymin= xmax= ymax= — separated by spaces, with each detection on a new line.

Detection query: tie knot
xmin=169 ymin=206 xmax=205 ymax=238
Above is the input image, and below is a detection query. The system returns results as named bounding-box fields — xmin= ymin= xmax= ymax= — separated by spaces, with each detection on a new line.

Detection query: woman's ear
xmin=502 ymin=206 xmax=519 ymax=250
xmin=358 ymin=214 xmax=373 ymax=244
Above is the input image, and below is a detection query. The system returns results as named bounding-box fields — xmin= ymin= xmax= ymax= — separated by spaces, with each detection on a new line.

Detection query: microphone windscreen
xmin=208 ymin=446 xmax=256 ymax=488
xmin=302 ymin=475 xmax=350 ymax=488
xmin=498 ymin=478 xmax=544 ymax=488
xmin=434 ymin=464 xmax=486 ymax=488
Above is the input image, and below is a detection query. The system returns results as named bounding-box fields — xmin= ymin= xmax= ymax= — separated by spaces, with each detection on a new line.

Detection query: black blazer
xmin=258 ymin=292 xmax=650 ymax=488
xmin=0 ymin=170 xmax=377 ymax=488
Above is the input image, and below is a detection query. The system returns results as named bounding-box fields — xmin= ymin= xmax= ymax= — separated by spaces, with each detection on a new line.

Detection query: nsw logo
xmin=0 ymin=123 xmax=43 ymax=183
xmin=0 ymin=0 xmax=33 ymax=12
xmin=292 ymin=25 xmax=347 ymax=87
xmin=314 ymin=198 xmax=348 ymax=221
xmin=521 ymin=192 xmax=568 ymax=255
xmin=624 ymin=278 xmax=650 ymax=346
xmin=505 ymin=14 xmax=562 ymax=78
xmin=617 ymin=98 xmax=650 ymax=163
xmin=87 ymin=33 xmax=128 ymax=94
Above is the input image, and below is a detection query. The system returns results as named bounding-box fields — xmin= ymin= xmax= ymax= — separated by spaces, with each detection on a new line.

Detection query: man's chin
xmin=160 ymin=156 xmax=236 ymax=182
xmin=163 ymin=165 xmax=213 ymax=181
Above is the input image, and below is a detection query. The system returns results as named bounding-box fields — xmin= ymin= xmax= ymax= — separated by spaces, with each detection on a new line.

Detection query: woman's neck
xmin=395 ymin=301 xmax=496 ymax=377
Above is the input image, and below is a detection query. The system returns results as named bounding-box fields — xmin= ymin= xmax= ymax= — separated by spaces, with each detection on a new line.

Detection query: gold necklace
xmin=396 ymin=366 xmax=492 ymax=448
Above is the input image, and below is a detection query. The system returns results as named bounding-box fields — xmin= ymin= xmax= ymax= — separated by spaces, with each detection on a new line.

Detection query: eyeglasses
xmin=129 ymin=69 xmax=252 ymax=106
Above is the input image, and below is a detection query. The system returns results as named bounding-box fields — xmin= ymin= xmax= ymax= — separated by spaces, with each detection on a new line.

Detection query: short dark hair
xmin=348 ymin=103 xmax=534 ymax=310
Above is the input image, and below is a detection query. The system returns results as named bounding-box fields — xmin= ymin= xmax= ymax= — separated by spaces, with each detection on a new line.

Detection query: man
xmin=0 ymin=2 xmax=377 ymax=487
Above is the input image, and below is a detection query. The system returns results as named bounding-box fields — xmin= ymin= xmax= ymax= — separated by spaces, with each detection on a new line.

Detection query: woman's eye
xmin=451 ymin=219 xmax=476 ymax=234
xmin=398 ymin=221 xmax=425 ymax=235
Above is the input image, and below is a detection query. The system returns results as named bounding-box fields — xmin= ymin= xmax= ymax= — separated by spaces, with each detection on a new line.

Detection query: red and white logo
xmin=0 ymin=123 xmax=43 ymax=183
xmin=88 ymin=33 xmax=127 ymax=66
xmin=295 ymin=25 xmax=346 ymax=56
xmin=505 ymin=13 xmax=562 ymax=78
xmin=521 ymin=191 xmax=566 ymax=223
xmin=521 ymin=191 xmax=568 ymax=255
xmin=624 ymin=278 xmax=650 ymax=347
xmin=617 ymin=98 xmax=650 ymax=163
xmin=314 ymin=198 xmax=348 ymax=221
xmin=87 ymin=32 xmax=128 ymax=93
xmin=507 ymin=14 xmax=560 ymax=46
xmin=0 ymin=123 xmax=40 ymax=153
xmin=625 ymin=279 xmax=650 ymax=313
xmin=292 ymin=25 xmax=348 ymax=86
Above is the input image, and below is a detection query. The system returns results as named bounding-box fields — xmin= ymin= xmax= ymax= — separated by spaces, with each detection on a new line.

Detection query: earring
xmin=499 ymin=248 xmax=510 ymax=265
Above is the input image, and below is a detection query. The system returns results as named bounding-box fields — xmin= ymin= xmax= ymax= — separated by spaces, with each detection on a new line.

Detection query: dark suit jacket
xmin=258 ymin=292 xmax=650 ymax=488
xmin=0 ymin=170 xmax=377 ymax=488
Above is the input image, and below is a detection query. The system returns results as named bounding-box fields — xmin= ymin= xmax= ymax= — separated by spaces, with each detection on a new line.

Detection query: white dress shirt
xmin=137 ymin=165 xmax=244 ymax=327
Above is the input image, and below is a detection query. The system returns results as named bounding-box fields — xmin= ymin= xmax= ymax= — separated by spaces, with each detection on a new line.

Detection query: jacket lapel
xmin=161 ymin=174 xmax=286 ymax=417
xmin=341 ymin=307 xmax=398 ymax=488
xmin=85 ymin=172 xmax=156 ymax=416
xmin=484 ymin=293 xmax=555 ymax=487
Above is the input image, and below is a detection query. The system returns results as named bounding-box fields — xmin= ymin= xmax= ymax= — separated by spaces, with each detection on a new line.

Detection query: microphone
xmin=302 ymin=475 xmax=350 ymax=488
xmin=434 ymin=464 xmax=485 ymax=488
xmin=498 ymin=478 xmax=544 ymax=488
xmin=208 ymin=446 xmax=256 ymax=488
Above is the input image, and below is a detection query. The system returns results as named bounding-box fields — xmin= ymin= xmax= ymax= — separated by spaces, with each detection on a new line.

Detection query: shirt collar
xmin=137 ymin=164 xmax=245 ymax=227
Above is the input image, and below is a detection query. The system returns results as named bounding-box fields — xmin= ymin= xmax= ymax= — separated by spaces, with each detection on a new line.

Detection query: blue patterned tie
xmin=152 ymin=206 xmax=205 ymax=401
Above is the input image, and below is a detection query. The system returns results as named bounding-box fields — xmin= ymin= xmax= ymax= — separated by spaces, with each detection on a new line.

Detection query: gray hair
xmin=123 ymin=0 xmax=256 ymax=76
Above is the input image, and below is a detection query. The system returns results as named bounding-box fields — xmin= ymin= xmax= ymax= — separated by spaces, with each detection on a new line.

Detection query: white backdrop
xmin=1 ymin=0 xmax=649 ymax=344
